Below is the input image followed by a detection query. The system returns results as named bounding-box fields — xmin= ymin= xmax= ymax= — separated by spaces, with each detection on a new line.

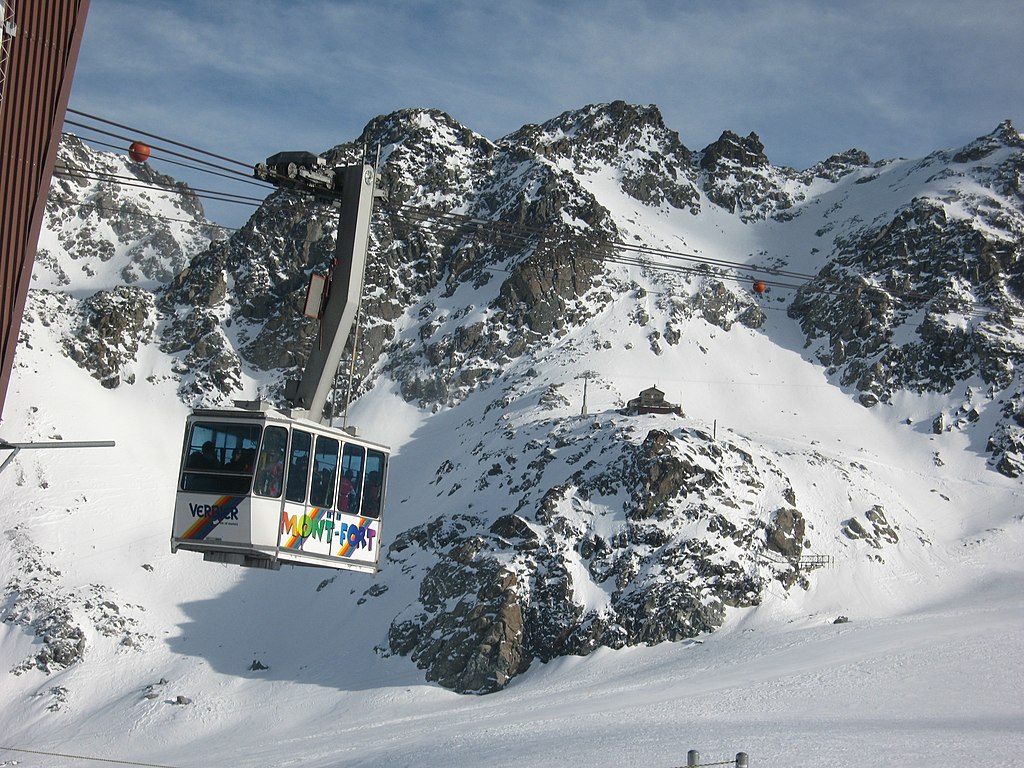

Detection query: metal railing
xmin=679 ymin=749 xmax=749 ymax=767
xmin=761 ymin=551 xmax=835 ymax=570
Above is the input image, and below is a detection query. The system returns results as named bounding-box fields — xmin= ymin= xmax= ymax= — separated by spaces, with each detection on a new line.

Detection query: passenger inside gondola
xmin=338 ymin=470 xmax=354 ymax=512
xmin=363 ymin=471 xmax=381 ymax=518
xmin=253 ymin=426 xmax=287 ymax=498
xmin=255 ymin=450 xmax=284 ymax=497
xmin=189 ymin=441 xmax=220 ymax=469
xmin=286 ymin=431 xmax=312 ymax=502
xmin=311 ymin=468 xmax=335 ymax=508
xmin=227 ymin=448 xmax=255 ymax=472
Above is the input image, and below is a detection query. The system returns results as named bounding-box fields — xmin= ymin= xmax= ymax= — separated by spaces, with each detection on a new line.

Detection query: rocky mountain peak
xmin=805 ymin=148 xmax=874 ymax=182
xmin=507 ymin=101 xmax=699 ymax=214
xmin=516 ymin=101 xmax=687 ymax=155
xmin=696 ymin=129 xmax=801 ymax=221
xmin=952 ymin=119 xmax=1024 ymax=163
xmin=353 ymin=107 xmax=494 ymax=158
xmin=990 ymin=119 xmax=1023 ymax=148
xmin=332 ymin=109 xmax=497 ymax=216
xmin=699 ymin=129 xmax=769 ymax=171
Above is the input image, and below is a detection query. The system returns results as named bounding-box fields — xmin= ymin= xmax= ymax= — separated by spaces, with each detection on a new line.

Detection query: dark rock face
xmin=388 ymin=517 xmax=530 ymax=693
xmin=792 ymin=199 xmax=1020 ymax=402
xmin=4 ymin=526 xmax=152 ymax=681
xmin=64 ymin=286 xmax=155 ymax=388
xmin=767 ymin=507 xmax=806 ymax=558
xmin=698 ymin=130 xmax=801 ymax=221
xmin=988 ymin=394 xmax=1024 ymax=477
xmin=842 ymin=505 xmax=899 ymax=549
xmin=701 ymin=130 xmax=769 ymax=171
xmin=789 ymin=122 xmax=1024 ymax=476
xmin=386 ymin=421 xmax=801 ymax=693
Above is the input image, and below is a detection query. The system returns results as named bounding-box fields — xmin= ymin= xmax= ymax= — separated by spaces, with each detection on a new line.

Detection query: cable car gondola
xmin=170 ymin=161 xmax=389 ymax=573
xmin=172 ymin=402 xmax=388 ymax=572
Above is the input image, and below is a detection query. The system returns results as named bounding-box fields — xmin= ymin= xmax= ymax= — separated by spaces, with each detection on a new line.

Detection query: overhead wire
xmin=64 ymin=117 xmax=261 ymax=188
xmin=64 ymin=131 xmax=273 ymax=190
xmin=388 ymin=203 xmax=853 ymax=300
xmin=59 ymin=109 xmax=333 ymax=221
xmin=384 ymin=201 xmax=835 ymax=294
xmin=63 ymin=200 xmax=241 ymax=233
xmin=67 ymin=107 xmax=253 ymax=170
xmin=55 ymin=167 xmax=267 ymax=206
xmin=60 ymin=110 xmax=274 ymax=225
xmin=386 ymin=201 xmax=820 ymax=282
xmin=387 ymin=200 xmax=945 ymax=299
xmin=0 ymin=744 xmax=183 ymax=768
xmin=56 ymin=108 xmax=273 ymax=226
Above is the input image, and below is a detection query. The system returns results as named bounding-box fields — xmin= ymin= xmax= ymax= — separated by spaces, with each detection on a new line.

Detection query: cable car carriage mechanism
xmin=171 ymin=158 xmax=389 ymax=574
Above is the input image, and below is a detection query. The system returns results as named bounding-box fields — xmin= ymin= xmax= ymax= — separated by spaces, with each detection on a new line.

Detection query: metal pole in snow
xmin=0 ymin=440 xmax=115 ymax=475
xmin=0 ymin=440 xmax=115 ymax=449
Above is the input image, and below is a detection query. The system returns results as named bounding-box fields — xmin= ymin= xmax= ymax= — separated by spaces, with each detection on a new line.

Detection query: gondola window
xmin=181 ymin=422 xmax=262 ymax=494
xmin=311 ymin=435 xmax=340 ymax=508
xmin=254 ymin=426 xmax=287 ymax=498
xmin=286 ymin=430 xmax=312 ymax=503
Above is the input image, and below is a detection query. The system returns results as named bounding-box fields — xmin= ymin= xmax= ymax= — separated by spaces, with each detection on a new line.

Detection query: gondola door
xmin=298 ymin=433 xmax=341 ymax=559
xmin=329 ymin=441 xmax=385 ymax=571
xmin=278 ymin=428 xmax=314 ymax=558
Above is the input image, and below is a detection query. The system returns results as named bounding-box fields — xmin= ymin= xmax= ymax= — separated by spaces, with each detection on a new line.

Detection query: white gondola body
xmin=171 ymin=405 xmax=387 ymax=573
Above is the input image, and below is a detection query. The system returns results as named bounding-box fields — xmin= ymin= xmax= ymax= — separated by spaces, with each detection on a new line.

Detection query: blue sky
xmin=68 ymin=0 xmax=1024 ymax=227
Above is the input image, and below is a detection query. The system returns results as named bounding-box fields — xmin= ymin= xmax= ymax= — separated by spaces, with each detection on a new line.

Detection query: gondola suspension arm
xmin=253 ymin=154 xmax=384 ymax=424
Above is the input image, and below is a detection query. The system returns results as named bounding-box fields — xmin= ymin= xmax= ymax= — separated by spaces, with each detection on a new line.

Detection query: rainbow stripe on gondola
xmin=336 ymin=517 xmax=374 ymax=558
xmin=179 ymin=496 xmax=245 ymax=540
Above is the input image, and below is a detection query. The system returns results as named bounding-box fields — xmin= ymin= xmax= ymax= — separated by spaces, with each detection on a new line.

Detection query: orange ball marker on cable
xmin=128 ymin=141 xmax=151 ymax=163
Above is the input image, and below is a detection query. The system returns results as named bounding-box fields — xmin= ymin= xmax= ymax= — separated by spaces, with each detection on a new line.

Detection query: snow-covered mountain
xmin=2 ymin=103 xmax=1023 ymax=766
